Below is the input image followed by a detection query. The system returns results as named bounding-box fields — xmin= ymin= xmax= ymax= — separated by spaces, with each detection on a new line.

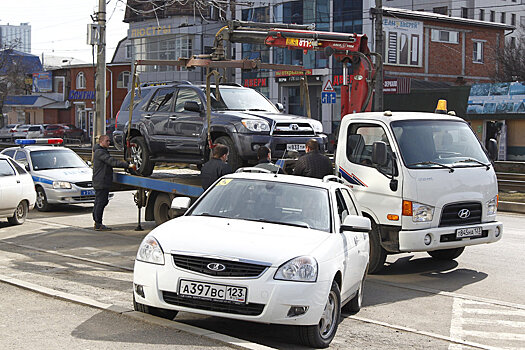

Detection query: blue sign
xmin=322 ymin=92 xmax=336 ymax=104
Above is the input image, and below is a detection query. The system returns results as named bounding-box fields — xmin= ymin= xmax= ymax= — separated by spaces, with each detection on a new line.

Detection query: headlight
xmin=309 ymin=119 xmax=323 ymax=133
xmin=487 ymin=195 xmax=498 ymax=215
xmin=53 ymin=181 xmax=72 ymax=189
xmin=412 ymin=202 xmax=434 ymax=222
xmin=136 ymin=236 xmax=165 ymax=265
xmin=274 ymin=256 xmax=317 ymax=282
xmin=241 ymin=119 xmax=270 ymax=132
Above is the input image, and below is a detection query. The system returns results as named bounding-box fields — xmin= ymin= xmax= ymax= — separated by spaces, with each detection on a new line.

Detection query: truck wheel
xmin=133 ymin=294 xmax=178 ymax=320
xmin=428 ymin=247 xmax=465 ymax=260
xmin=297 ymin=280 xmax=341 ymax=348
xmin=8 ymin=201 xmax=28 ymax=225
xmin=130 ymin=136 xmax=155 ymax=176
xmin=368 ymin=221 xmax=387 ymax=274
xmin=153 ymin=193 xmax=174 ymax=225
xmin=35 ymin=187 xmax=51 ymax=212
xmin=214 ymin=136 xmax=243 ymax=171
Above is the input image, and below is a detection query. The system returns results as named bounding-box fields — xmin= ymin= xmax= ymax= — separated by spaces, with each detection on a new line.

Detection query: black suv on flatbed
xmin=113 ymin=82 xmax=327 ymax=176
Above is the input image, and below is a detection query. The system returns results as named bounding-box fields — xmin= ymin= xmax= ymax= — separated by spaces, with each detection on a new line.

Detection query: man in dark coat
xmin=200 ymin=143 xmax=233 ymax=190
xmin=254 ymin=146 xmax=284 ymax=174
xmin=293 ymin=139 xmax=333 ymax=179
xmin=92 ymin=135 xmax=134 ymax=231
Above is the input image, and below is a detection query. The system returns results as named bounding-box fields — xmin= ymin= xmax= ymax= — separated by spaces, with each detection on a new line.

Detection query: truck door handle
xmin=169 ymin=116 xmax=177 ymax=120
xmin=143 ymin=115 xmax=151 ymax=119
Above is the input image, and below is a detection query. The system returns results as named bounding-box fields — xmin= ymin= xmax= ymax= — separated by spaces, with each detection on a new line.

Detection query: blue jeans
xmin=93 ymin=189 xmax=110 ymax=225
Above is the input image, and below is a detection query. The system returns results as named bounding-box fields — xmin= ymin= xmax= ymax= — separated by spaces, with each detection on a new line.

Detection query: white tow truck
xmin=335 ymin=103 xmax=503 ymax=273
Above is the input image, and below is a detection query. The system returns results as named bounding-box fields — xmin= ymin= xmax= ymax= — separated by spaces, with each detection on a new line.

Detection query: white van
xmin=335 ymin=110 xmax=503 ymax=273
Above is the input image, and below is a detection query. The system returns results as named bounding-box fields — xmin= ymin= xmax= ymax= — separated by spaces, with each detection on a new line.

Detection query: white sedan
xmin=0 ymin=154 xmax=36 ymax=225
xmin=133 ymin=171 xmax=370 ymax=348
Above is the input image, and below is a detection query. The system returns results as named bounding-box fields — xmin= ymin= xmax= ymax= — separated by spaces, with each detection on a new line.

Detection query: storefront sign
xmin=68 ymin=90 xmax=95 ymax=100
xmin=275 ymin=69 xmax=312 ymax=77
xmin=130 ymin=25 xmax=172 ymax=38
xmin=33 ymin=72 xmax=53 ymax=93
xmin=467 ymin=82 xmax=525 ymax=114
xmin=275 ymin=76 xmax=321 ymax=83
xmin=243 ymin=78 xmax=267 ymax=88
xmin=383 ymin=78 xmax=411 ymax=94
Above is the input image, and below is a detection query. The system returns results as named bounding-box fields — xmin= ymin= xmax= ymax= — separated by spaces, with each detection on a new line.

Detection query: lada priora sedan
xmin=133 ymin=171 xmax=371 ymax=348
xmin=1 ymin=139 xmax=97 ymax=211
xmin=0 ymin=154 xmax=36 ymax=225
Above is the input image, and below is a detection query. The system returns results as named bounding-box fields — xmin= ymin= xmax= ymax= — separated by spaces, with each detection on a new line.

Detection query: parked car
xmin=0 ymin=124 xmax=18 ymax=141
xmin=26 ymin=125 xmax=46 ymax=139
xmin=0 ymin=153 xmax=36 ymax=225
xmin=11 ymin=124 xmax=31 ymax=139
xmin=44 ymin=124 xmax=87 ymax=142
xmin=1 ymin=139 xmax=98 ymax=211
xmin=133 ymin=171 xmax=370 ymax=348
xmin=113 ymin=82 xmax=327 ymax=176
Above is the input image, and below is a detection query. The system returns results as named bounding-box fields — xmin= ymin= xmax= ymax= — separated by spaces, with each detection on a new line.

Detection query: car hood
xmin=217 ymin=111 xmax=316 ymax=124
xmin=150 ymin=216 xmax=331 ymax=266
xmin=32 ymin=167 xmax=92 ymax=182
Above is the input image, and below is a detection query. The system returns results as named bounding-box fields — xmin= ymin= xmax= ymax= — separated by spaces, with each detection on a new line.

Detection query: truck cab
xmin=335 ymin=111 xmax=503 ymax=273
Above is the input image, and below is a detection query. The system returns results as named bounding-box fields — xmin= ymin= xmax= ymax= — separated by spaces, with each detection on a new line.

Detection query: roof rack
xmin=323 ymin=175 xmax=343 ymax=184
xmin=140 ymin=80 xmax=192 ymax=87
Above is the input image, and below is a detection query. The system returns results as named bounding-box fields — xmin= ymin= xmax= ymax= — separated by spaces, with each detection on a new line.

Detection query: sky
xmin=2 ymin=0 xmax=129 ymax=64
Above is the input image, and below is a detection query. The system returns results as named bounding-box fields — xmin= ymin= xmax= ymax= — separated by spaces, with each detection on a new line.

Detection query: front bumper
xmin=133 ymin=258 xmax=331 ymax=326
xmin=398 ymin=221 xmax=503 ymax=252
xmin=44 ymin=186 xmax=112 ymax=205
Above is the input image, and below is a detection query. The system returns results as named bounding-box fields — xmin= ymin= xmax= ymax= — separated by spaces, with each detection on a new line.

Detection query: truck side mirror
xmin=372 ymin=141 xmax=388 ymax=166
xmin=487 ymin=138 xmax=498 ymax=161
xmin=184 ymin=101 xmax=202 ymax=113
xmin=275 ymin=102 xmax=284 ymax=112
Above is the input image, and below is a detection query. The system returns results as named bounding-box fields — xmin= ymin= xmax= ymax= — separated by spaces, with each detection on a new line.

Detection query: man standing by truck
xmin=200 ymin=143 xmax=232 ymax=190
xmin=293 ymin=139 xmax=333 ymax=179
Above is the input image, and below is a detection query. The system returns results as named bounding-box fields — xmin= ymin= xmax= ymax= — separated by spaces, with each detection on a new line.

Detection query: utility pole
xmin=94 ymin=0 xmax=106 ymax=144
xmin=374 ymin=0 xmax=384 ymax=112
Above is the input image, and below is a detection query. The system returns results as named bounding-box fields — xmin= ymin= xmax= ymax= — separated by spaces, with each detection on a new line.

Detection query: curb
xmin=498 ymin=201 xmax=525 ymax=214
xmin=0 ymin=274 xmax=274 ymax=350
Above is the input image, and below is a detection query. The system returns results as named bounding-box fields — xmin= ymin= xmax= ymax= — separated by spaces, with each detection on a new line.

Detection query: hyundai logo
xmin=207 ymin=263 xmax=226 ymax=272
xmin=458 ymin=209 xmax=471 ymax=219
xmin=290 ymin=123 xmax=299 ymax=131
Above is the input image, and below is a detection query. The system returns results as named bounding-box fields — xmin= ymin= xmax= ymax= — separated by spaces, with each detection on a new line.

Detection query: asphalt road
xmin=0 ymin=191 xmax=523 ymax=349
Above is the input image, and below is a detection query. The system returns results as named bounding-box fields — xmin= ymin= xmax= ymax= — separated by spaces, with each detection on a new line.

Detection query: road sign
xmin=322 ymin=92 xmax=336 ymax=104
xmin=323 ymin=80 xmax=334 ymax=92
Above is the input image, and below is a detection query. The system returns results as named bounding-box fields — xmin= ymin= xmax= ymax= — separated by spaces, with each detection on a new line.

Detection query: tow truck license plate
xmin=178 ymin=280 xmax=247 ymax=304
xmin=456 ymin=226 xmax=482 ymax=238
xmin=287 ymin=144 xmax=306 ymax=151
xmin=81 ymin=190 xmax=95 ymax=196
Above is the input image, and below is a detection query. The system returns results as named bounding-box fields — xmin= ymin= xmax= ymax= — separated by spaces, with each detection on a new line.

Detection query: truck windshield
xmin=391 ymin=120 xmax=490 ymax=169
xmin=205 ymin=87 xmax=278 ymax=112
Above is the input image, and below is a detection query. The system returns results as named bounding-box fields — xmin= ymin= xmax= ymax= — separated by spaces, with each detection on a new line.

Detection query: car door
xmin=334 ymin=188 xmax=361 ymax=300
xmin=169 ymin=87 xmax=205 ymax=155
xmin=143 ymin=87 xmax=176 ymax=154
xmin=0 ymin=158 xmax=21 ymax=212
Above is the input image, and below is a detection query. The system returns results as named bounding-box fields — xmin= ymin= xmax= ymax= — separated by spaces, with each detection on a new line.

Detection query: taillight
xmin=115 ymin=111 xmax=120 ymax=129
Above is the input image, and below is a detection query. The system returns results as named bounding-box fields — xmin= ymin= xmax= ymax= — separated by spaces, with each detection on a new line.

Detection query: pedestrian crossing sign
xmin=323 ymin=80 xmax=334 ymax=92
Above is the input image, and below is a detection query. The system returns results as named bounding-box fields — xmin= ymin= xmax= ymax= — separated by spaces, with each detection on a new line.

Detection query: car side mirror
xmin=487 ymin=138 xmax=498 ymax=161
xmin=372 ymin=141 xmax=388 ymax=166
xmin=86 ymin=160 xmax=92 ymax=167
xmin=184 ymin=101 xmax=202 ymax=113
xmin=275 ymin=102 xmax=284 ymax=112
xmin=340 ymin=215 xmax=371 ymax=233
xmin=171 ymin=196 xmax=191 ymax=210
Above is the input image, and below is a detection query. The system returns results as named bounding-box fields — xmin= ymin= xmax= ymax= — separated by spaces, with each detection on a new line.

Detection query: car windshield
xmin=188 ymin=178 xmax=331 ymax=232
xmin=392 ymin=120 xmax=490 ymax=169
xmin=205 ymin=87 xmax=278 ymax=112
xmin=30 ymin=149 xmax=88 ymax=170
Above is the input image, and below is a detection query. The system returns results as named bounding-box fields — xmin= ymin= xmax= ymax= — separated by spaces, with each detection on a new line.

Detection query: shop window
xmin=117 ymin=71 xmax=131 ymax=89
xmin=76 ymin=72 xmax=86 ymax=89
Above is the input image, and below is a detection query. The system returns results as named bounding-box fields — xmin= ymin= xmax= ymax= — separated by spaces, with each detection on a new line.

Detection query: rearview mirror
xmin=171 ymin=196 xmax=191 ymax=210
xmin=340 ymin=215 xmax=371 ymax=233
xmin=372 ymin=141 xmax=388 ymax=166
xmin=184 ymin=101 xmax=202 ymax=113
xmin=487 ymin=138 xmax=498 ymax=161
xmin=275 ymin=102 xmax=284 ymax=112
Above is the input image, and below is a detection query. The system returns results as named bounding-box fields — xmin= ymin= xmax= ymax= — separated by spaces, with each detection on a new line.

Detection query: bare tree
xmin=496 ymin=29 xmax=525 ymax=82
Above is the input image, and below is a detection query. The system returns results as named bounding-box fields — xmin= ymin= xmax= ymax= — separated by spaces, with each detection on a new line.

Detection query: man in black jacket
xmin=200 ymin=143 xmax=232 ymax=190
xmin=92 ymin=135 xmax=134 ymax=231
xmin=293 ymin=139 xmax=333 ymax=179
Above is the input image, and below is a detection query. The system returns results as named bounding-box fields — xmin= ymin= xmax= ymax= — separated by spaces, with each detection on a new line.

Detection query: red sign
xmin=243 ymin=78 xmax=268 ymax=88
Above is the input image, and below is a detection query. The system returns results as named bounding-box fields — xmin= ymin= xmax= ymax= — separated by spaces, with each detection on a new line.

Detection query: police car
xmin=1 ymin=139 xmax=98 ymax=211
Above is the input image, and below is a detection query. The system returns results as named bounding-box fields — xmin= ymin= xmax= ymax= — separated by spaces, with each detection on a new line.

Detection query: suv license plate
xmin=456 ymin=226 xmax=482 ymax=238
xmin=286 ymin=144 xmax=306 ymax=151
xmin=178 ymin=279 xmax=247 ymax=304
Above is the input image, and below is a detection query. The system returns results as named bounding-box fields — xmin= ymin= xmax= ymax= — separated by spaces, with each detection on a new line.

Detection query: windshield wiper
xmin=455 ymin=158 xmax=491 ymax=170
xmin=194 ymin=212 xmax=225 ymax=218
xmin=246 ymin=109 xmax=269 ymax=112
xmin=248 ymin=218 xmax=310 ymax=229
xmin=408 ymin=161 xmax=454 ymax=173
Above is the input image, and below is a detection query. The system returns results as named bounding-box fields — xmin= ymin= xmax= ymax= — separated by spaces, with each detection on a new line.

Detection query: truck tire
xmin=428 ymin=247 xmax=465 ymax=260
xmin=368 ymin=221 xmax=387 ymax=274
xmin=8 ymin=201 xmax=28 ymax=225
xmin=153 ymin=193 xmax=174 ymax=226
xmin=130 ymin=136 xmax=155 ymax=176
xmin=214 ymin=136 xmax=243 ymax=171
xmin=133 ymin=295 xmax=178 ymax=320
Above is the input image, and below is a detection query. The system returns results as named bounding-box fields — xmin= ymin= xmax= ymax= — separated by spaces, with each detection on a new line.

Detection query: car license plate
xmin=456 ymin=226 xmax=482 ymax=238
xmin=286 ymin=143 xmax=306 ymax=151
xmin=81 ymin=190 xmax=95 ymax=196
xmin=178 ymin=279 xmax=247 ymax=304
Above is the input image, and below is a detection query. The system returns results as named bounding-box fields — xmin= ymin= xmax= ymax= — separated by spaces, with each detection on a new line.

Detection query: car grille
xmin=71 ymin=195 xmax=95 ymax=201
xmin=272 ymin=122 xmax=315 ymax=137
xmin=439 ymin=202 xmax=482 ymax=227
xmin=75 ymin=181 xmax=93 ymax=188
xmin=172 ymin=254 xmax=269 ymax=277
xmin=162 ymin=291 xmax=265 ymax=316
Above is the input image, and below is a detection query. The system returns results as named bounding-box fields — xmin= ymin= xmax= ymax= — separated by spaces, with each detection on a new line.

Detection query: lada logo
xmin=458 ymin=209 xmax=471 ymax=219
xmin=290 ymin=123 xmax=299 ymax=131
xmin=207 ymin=263 xmax=226 ymax=272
